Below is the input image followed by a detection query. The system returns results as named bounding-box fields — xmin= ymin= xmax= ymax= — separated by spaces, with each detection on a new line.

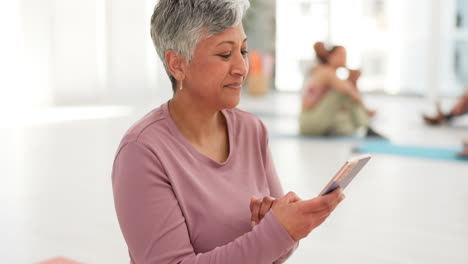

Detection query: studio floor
xmin=1 ymin=93 xmax=467 ymax=264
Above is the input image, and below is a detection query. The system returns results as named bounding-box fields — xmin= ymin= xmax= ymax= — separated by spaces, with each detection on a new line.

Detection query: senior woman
xmin=111 ymin=1 xmax=344 ymax=263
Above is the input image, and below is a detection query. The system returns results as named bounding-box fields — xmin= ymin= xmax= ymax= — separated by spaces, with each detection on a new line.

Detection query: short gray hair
xmin=150 ymin=0 xmax=250 ymax=91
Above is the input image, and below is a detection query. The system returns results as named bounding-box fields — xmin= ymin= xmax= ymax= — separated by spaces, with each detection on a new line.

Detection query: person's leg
xmin=330 ymin=110 xmax=356 ymax=136
xmin=423 ymin=94 xmax=468 ymax=125
xmin=452 ymin=94 xmax=468 ymax=116
xmin=348 ymin=70 xmax=376 ymax=118
xmin=328 ymin=93 xmax=369 ymax=136
xmin=299 ymin=90 xmax=344 ymax=136
xmin=422 ymin=102 xmax=446 ymax=125
xmin=344 ymin=97 xmax=370 ymax=130
xmin=339 ymin=96 xmax=388 ymax=138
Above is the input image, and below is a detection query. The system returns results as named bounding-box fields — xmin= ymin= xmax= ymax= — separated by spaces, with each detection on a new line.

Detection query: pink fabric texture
xmin=112 ymin=102 xmax=298 ymax=264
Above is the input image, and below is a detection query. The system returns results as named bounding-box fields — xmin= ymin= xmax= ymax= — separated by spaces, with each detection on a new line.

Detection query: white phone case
xmin=319 ymin=154 xmax=371 ymax=196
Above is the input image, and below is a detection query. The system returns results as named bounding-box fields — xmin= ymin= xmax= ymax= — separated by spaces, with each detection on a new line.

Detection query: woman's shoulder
xmin=311 ymin=64 xmax=334 ymax=75
xmin=225 ymin=108 xmax=268 ymax=136
xmin=119 ymin=104 xmax=168 ymax=147
xmin=310 ymin=65 xmax=337 ymax=83
xmin=227 ymin=107 xmax=263 ymax=123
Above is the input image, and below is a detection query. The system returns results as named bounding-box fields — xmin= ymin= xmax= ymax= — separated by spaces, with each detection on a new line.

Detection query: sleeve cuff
xmin=253 ymin=210 xmax=296 ymax=258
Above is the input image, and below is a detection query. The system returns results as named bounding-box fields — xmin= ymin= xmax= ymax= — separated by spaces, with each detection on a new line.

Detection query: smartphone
xmin=319 ymin=154 xmax=372 ymax=196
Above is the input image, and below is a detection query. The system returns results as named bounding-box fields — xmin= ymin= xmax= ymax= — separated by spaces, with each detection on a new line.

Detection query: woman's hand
xmin=347 ymin=86 xmax=363 ymax=104
xmin=322 ymin=66 xmax=363 ymax=105
xmin=249 ymin=196 xmax=277 ymax=227
xmin=272 ymin=189 xmax=345 ymax=241
xmin=348 ymin=69 xmax=361 ymax=85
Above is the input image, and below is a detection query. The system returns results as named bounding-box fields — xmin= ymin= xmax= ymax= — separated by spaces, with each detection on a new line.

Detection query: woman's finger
xmin=250 ymin=198 xmax=261 ymax=226
xmin=249 ymin=196 xmax=257 ymax=212
xmin=258 ymin=196 xmax=275 ymax=222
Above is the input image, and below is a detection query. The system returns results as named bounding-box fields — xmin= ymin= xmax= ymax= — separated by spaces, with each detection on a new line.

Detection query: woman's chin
xmin=222 ymin=94 xmax=241 ymax=109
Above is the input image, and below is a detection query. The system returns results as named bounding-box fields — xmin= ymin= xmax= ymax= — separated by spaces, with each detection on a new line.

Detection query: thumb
xmin=278 ymin=191 xmax=301 ymax=205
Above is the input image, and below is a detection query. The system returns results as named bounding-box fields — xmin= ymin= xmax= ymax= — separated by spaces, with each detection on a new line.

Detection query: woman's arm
xmin=259 ymin=122 xmax=300 ymax=263
xmin=112 ymin=141 xmax=296 ymax=264
xmin=318 ymin=67 xmax=363 ymax=104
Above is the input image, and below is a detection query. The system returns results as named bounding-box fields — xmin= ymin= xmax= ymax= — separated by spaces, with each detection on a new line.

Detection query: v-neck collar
xmin=162 ymin=101 xmax=234 ymax=168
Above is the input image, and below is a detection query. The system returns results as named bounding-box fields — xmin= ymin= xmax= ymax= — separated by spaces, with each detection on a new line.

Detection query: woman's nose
xmin=231 ymin=53 xmax=248 ymax=77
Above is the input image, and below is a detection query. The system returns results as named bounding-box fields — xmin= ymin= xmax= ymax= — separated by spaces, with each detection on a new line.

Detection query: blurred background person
xmin=299 ymin=42 xmax=382 ymax=137
xmin=458 ymin=140 xmax=468 ymax=157
xmin=460 ymin=140 xmax=468 ymax=157
xmin=423 ymin=89 xmax=468 ymax=125
xmin=314 ymin=42 xmax=376 ymax=117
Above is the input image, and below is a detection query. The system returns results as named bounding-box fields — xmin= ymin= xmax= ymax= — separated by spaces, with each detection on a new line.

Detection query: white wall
xmin=0 ymin=1 xmax=24 ymax=108
xmin=0 ymin=0 xmax=171 ymax=108
xmin=275 ymin=0 xmax=464 ymax=96
xmin=52 ymin=0 xmax=105 ymax=105
xmin=0 ymin=0 xmax=54 ymax=109
xmin=276 ymin=0 xmax=330 ymax=92
xmin=106 ymin=0 xmax=161 ymax=104
xmin=398 ymin=0 xmax=432 ymax=95
xmin=53 ymin=0 xmax=171 ymax=105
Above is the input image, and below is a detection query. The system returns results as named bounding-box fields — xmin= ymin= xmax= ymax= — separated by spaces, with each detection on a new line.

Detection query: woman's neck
xmin=168 ymin=93 xmax=225 ymax=145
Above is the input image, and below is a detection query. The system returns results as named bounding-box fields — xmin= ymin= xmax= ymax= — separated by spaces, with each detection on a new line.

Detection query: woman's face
xmin=328 ymin=47 xmax=347 ymax=67
xmin=183 ymin=24 xmax=249 ymax=110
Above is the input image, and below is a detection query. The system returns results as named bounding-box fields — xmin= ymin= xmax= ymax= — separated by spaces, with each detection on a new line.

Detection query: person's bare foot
xmin=458 ymin=141 xmax=468 ymax=158
xmin=367 ymin=109 xmax=377 ymax=118
xmin=423 ymin=103 xmax=445 ymax=125
xmin=422 ymin=114 xmax=444 ymax=125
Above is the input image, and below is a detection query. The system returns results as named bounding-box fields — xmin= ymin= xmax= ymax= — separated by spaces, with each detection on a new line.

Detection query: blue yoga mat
xmin=269 ymin=132 xmax=390 ymax=143
xmin=355 ymin=141 xmax=468 ymax=162
xmin=271 ymin=132 xmax=367 ymax=141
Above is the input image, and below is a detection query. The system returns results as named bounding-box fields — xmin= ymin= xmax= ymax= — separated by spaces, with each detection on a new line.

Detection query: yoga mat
xmin=269 ymin=132 xmax=389 ymax=142
xmin=355 ymin=141 xmax=468 ymax=162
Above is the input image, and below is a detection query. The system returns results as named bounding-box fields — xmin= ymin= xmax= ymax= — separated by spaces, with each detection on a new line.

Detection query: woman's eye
xmin=219 ymin=53 xmax=231 ymax=59
xmin=218 ymin=50 xmax=249 ymax=59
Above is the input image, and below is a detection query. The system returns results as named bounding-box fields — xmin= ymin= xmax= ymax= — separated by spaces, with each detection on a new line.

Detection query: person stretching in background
xmin=459 ymin=141 xmax=468 ymax=158
xmin=299 ymin=43 xmax=383 ymax=137
xmin=423 ymin=92 xmax=468 ymax=125
xmin=422 ymin=91 xmax=468 ymax=158
xmin=313 ymin=42 xmax=376 ymax=118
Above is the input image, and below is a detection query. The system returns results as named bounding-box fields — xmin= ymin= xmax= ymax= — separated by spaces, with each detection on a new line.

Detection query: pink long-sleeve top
xmin=112 ymin=101 xmax=298 ymax=264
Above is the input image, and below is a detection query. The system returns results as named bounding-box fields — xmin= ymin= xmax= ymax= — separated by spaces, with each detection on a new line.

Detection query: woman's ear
xmin=166 ymin=50 xmax=186 ymax=81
